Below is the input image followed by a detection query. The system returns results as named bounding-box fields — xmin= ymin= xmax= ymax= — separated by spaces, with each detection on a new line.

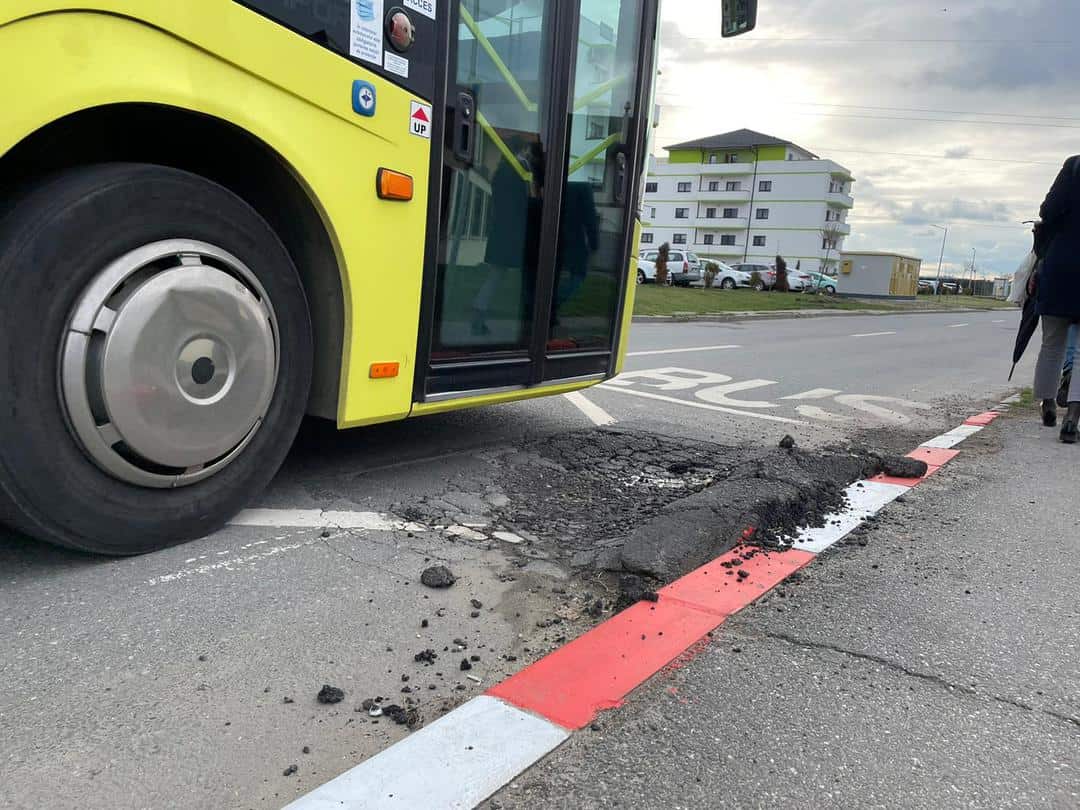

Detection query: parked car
xmin=786 ymin=270 xmax=814 ymax=291
xmin=636 ymin=255 xmax=665 ymax=285
xmin=917 ymin=280 xmax=935 ymax=295
xmin=804 ymin=272 xmax=839 ymax=294
xmin=709 ymin=262 xmax=752 ymax=289
xmin=639 ymin=249 xmax=701 ymax=286
xmin=730 ymin=262 xmax=777 ymax=290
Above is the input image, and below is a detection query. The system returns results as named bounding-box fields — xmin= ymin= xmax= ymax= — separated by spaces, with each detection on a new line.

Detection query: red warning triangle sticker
xmin=411 ymin=107 xmax=430 ymax=122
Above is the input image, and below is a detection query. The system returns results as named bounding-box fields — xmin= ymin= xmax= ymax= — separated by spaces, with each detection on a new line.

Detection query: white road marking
xmin=947 ymin=323 xmax=970 ymax=328
xmin=283 ymin=696 xmax=569 ymax=810
xmin=795 ymin=404 xmax=853 ymax=423
xmin=993 ymin=319 xmax=1006 ymax=323
xmin=229 ymin=509 xmax=425 ymax=531
xmin=563 ymin=391 xmax=616 ymax=426
xmin=781 ymin=388 xmax=842 ymax=401
xmin=599 ymin=384 xmax=806 ymax=425
xmin=833 ymin=394 xmax=932 ymax=424
xmin=850 ymin=331 xmax=896 ymax=338
xmin=626 ymin=344 xmax=740 ymax=357
xmin=147 ymin=535 xmax=327 ymax=586
xmin=695 ymin=379 xmax=779 ymax=409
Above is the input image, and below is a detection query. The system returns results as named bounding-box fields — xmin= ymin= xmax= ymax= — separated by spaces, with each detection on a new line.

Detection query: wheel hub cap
xmin=61 ymin=240 xmax=279 ymax=488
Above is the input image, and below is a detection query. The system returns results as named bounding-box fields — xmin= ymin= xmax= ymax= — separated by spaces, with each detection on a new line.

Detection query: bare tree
xmin=816 ymin=225 xmax=845 ymax=293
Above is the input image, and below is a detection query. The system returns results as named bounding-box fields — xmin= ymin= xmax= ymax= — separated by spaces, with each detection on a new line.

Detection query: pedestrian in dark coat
xmin=1033 ymin=154 xmax=1080 ymax=441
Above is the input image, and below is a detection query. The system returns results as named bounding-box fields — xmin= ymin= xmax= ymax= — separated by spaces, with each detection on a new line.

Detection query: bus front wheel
xmin=0 ymin=164 xmax=313 ymax=554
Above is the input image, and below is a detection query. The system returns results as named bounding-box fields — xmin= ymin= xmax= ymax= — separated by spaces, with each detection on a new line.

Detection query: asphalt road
xmin=487 ymin=412 xmax=1080 ymax=810
xmin=0 ymin=308 xmax=1039 ymax=810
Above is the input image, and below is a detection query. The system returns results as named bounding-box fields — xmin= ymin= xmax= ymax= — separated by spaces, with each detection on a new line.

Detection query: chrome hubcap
xmin=60 ymin=240 xmax=279 ymax=488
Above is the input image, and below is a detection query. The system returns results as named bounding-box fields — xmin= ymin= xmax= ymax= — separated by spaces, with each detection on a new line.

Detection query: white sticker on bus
xmin=349 ymin=0 xmax=384 ymax=65
xmin=404 ymin=0 xmax=436 ymax=20
xmin=410 ymin=101 xmax=432 ymax=138
xmin=384 ymin=51 xmax=410 ymax=79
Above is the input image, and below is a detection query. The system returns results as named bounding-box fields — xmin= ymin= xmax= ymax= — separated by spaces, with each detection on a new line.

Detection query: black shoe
xmin=1042 ymin=399 xmax=1058 ymax=427
xmin=1061 ymin=420 xmax=1078 ymax=443
xmin=1058 ymin=369 xmax=1072 ymax=409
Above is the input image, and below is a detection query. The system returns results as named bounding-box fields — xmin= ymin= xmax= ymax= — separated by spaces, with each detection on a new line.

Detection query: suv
xmin=730 ymin=262 xmax=776 ymax=290
xmin=640 ymin=250 xmax=702 ymax=286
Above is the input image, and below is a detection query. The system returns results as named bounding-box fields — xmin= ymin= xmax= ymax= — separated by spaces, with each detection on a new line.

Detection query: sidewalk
xmin=633 ymin=306 xmax=1013 ymax=324
xmin=487 ymin=408 xmax=1080 ymax=809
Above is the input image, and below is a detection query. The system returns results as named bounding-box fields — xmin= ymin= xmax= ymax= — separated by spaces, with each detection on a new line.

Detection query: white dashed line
xmin=563 ymin=391 xmax=616 ymax=426
xmin=626 ymin=344 xmax=741 ymax=357
xmin=229 ymin=509 xmax=425 ymax=531
xmin=850 ymin=331 xmax=897 ymax=338
xmin=947 ymin=323 xmax=970 ymax=328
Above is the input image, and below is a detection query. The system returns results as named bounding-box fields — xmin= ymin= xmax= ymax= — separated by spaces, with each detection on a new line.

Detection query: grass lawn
xmin=632 ymin=285 xmax=1016 ymax=317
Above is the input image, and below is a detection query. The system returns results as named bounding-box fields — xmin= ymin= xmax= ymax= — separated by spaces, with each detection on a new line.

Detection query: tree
xmin=816 ymin=224 xmax=845 ymax=293
xmin=655 ymin=242 xmax=670 ymax=286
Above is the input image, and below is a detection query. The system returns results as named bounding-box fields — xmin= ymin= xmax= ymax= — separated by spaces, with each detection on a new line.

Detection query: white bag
xmin=1008 ymin=251 xmax=1036 ymax=305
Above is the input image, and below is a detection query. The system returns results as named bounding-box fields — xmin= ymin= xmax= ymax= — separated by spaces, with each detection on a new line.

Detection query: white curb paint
xmin=920 ymin=424 xmax=983 ymax=449
xmin=283 ymin=696 xmax=569 ymax=810
xmin=626 ymin=344 xmax=740 ymax=357
xmin=564 ymin=391 xmax=616 ymax=426
xmin=792 ymin=480 xmax=909 ymax=554
xmin=229 ymin=509 xmax=425 ymax=531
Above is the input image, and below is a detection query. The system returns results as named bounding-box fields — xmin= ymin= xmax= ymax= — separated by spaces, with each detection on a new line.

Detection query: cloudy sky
xmin=652 ymin=0 xmax=1077 ymax=278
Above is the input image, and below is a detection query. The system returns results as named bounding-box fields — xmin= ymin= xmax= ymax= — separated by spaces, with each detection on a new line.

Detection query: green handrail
xmin=477 ymin=111 xmax=533 ymax=183
xmin=568 ymin=132 xmax=621 ymax=174
xmin=458 ymin=5 xmax=538 ymax=113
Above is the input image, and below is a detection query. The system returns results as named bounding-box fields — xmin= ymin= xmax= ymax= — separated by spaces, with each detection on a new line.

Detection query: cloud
xmin=944 ymin=146 xmax=972 ymax=159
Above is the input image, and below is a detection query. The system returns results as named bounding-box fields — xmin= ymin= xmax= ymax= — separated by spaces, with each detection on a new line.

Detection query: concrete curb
xmin=632 ymin=306 xmax=1010 ymax=324
xmin=284 ymin=406 xmax=1008 ymax=810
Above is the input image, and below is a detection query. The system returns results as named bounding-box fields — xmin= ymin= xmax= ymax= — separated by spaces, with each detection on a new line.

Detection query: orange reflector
xmin=377 ymin=168 xmax=413 ymax=201
xmin=369 ymin=362 xmax=400 ymax=379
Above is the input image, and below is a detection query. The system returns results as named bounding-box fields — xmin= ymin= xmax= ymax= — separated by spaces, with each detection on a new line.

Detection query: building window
xmin=672 ymin=233 xmax=687 ymax=244
xmin=725 ymin=181 xmax=741 ymax=191
xmin=720 ymin=234 xmax=736 ymax=246
xmin=758 ymin=180 xmax=772 ymax=192
xmin=822 ymin=237 xmax=839 ymax=250
xmin=753 ymin=235 xmax=766 ymax=247
xmin=645 ymin=181 xmax=658 ymax=193
xmin=705 ymin=207 xmax=717 ymax=219
xmin=677 ymin=182 xmax=692 ymax=192
xmin=825 ymin=209 xmax=841 ymax=222
xmin=703 ymin=234 xmax=715 ymax=245
xmin=723 ymin=207 xmax=738 ymax=219
xmin=755 ymin=208 xmax=769 ymax=220
xmin=725 ymin=152 xmax=740 ymax=164
xmin=640 ymin=232 xmax=654 ymax=244
xmin=675 ymin=207 xmax=689 ymax=219
xmin=649 ymin=207 xmax=656 ymax=218
xmin=829 ymin=181 xmax=845 ymax=193
xmin=708 ymin=153 xmax=719 ymax=164
xmin=708 ymin=180 xmax=720 ymax=191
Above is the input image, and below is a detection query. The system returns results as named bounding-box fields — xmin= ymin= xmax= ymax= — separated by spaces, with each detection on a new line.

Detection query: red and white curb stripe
xmin=284 ymin=407 xmax=1007 ymax=810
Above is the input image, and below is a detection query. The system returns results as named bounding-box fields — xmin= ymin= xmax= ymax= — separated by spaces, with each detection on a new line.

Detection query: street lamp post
xmin=930 ymin=224 xmax=948 ymax=296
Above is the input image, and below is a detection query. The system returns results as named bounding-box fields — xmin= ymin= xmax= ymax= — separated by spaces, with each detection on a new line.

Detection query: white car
xmin=784 ymin=269 xmax=814 ymax=291
xmin=709 ymin=262 xmax=752 ymax=289
xmin=636 ymin=249 xmax=701 ymax=285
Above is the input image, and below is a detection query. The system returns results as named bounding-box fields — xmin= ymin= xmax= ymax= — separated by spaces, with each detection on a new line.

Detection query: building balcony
xmin=696 ymin=189 xmax=751 ymax=202
xmin=697 ymin=217 xmax=747 ymax=229
xmin=697 ymin=163 xmax=754 ymax=175
xmin=824 ymin=221 xmax=851 ymax=235
xmin=695 ymin=243 xmax=745 ymax=258
xmin=827 ymin=192 xmax=855 ymax=208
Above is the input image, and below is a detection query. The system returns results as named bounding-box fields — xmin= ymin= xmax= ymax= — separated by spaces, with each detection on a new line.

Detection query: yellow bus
xmin=0 ymin=1 xmax=755 ymax=554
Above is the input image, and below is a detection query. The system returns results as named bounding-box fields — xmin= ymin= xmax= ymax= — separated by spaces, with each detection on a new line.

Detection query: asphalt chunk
xmin=283 ymin=764 xmax=298 ymax=777
xmin=414 ymin=649 xmax=438 ymax=665
xmin=317 ymin=685 xmax=344 ymax=704
xmin=420 ymin=565 xmax=457 ymax=589
xmin=879 ymin=455 xmax=929 ymax=478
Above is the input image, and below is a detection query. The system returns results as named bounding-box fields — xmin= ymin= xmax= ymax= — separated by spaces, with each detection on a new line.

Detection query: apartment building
xmin=640 ymin=129 xmax=854 ymax=273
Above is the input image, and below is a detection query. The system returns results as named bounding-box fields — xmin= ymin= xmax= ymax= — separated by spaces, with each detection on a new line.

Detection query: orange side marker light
xmin=369 ymin=362 xmax=400 ymax=379
xmin=377 ymin=169 xmax=413 ymax=201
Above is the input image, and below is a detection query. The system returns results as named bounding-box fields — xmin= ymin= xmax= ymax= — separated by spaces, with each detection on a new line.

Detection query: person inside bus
xmin=472 ymin=135 xmax=544 ymax=338
xmin=552 ymin=180 xmax=600 ymax=326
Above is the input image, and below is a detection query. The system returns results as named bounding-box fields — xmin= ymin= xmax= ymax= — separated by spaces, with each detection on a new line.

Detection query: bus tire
xmin=0 ymin=163 xmax=313 ymax=555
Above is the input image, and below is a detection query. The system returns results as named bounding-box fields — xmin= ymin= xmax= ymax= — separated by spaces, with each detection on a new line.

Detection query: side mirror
xmin=721 ymin=0 xmax=758 ymax=37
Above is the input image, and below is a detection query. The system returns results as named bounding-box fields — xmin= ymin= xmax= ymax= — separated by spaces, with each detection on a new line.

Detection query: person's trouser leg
xmin=1034 ymin=316 xmax=1070 ymax=401
xmin=1065 ymin=324 xmax=1078 ymax=373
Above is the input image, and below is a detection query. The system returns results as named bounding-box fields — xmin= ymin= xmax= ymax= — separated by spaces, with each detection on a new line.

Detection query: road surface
xmin=2 ymin=308 xmax=1049 ymax=810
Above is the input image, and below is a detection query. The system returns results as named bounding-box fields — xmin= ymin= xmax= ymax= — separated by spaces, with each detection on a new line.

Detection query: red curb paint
xmin=870 ymin=467 xmax=940 ymax=487
xmin=906 ymin=447 xmax=960 ymax=467
xmin=487 ymin=598 xmax=724 ymax=729
xmin=965 ymin=412 xmax=999 ymax=426
xmin=659 ymin=548 xmax=815 ymax=617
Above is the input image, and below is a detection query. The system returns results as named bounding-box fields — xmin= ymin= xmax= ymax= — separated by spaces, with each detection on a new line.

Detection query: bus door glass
xmin=545 ymin=0 xmax=645 ymax=371
xmin=428 ymin=0 xmax=555 ymax=381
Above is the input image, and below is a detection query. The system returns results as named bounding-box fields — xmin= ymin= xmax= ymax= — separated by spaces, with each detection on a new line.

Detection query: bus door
xmin=417 ymin=0 xmax=654 ymax=399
